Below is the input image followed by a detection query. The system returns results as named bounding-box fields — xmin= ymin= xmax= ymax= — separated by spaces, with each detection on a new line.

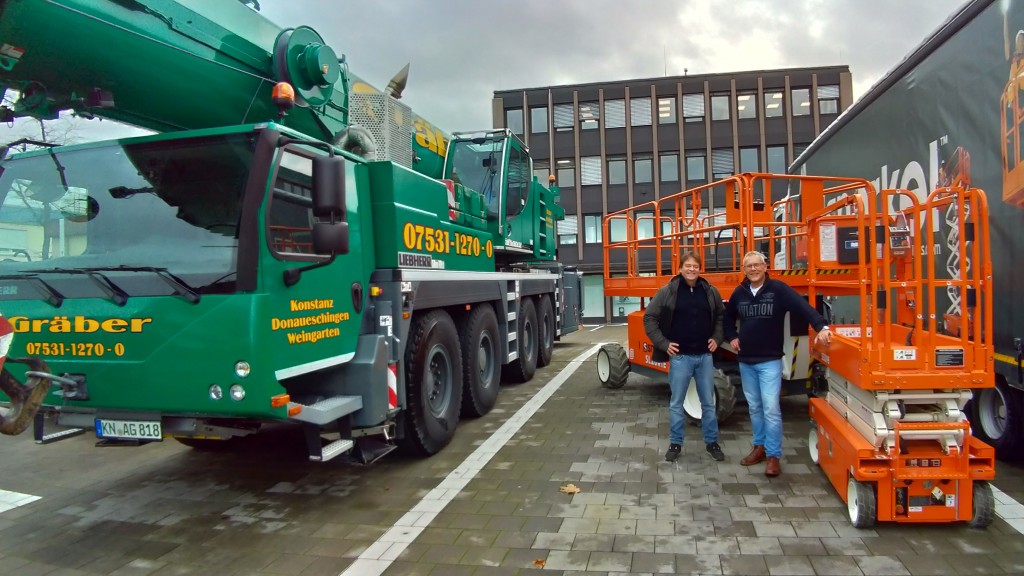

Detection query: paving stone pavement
xmin=1 ymin=325 xmax=1024 ymax=575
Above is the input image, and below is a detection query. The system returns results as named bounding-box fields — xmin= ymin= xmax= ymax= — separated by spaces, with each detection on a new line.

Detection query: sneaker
xmin=706 ymin=442 xmax=725 ymax=462
xmin=665 ymin=443 xmax=681 ymax=462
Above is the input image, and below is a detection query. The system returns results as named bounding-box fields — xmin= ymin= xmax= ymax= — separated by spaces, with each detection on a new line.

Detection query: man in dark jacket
xmin=724 ymin=251 xmax=832 ymax=477
xmin=643 ymin=251 xmax=726 ymax=463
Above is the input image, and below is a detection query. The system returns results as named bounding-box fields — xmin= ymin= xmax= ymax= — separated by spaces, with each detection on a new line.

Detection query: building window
xmin=633 ymin=155 xmax=653 ymax=184
xmin=636 ymin=211 xmax=656 ymax=240
xmin=604 ymin=99 xmax=626 ymax=128
xmin=533 ymin=160 xmax=550 ymax=184
xmin=683 ymin=93 xmax=705 ymax=122
xmin=556 ymin=159 xmax=575 ymax=188
xmin=794 ymin=144 xmax=809 ymax=159
xmin=658 ymin=97 xmax=676 ymax=124
xmin=711 ymin=148 xmax=734 ymax=179
xmin=553 ymin=103 xmax=574 ymax=131
xmin=739 ymin=147 xmax=759 ymax=173
xmin=609 ymin=217 xmax=627 ymax=243
xmin=530 ymin=107 xmax=548 ymax=133
xmin=558 ymin=215 xmax=577 ymax=245
xmin=584 ymin=215 xmax=603 ymax=243
xmin=767 ymin=146 xmax=786 ymax=174
xmin=506 ymin=108 xmax=524 ymax=134
xmin=659 ymin=153 xmax=679 ymax=182
xmin=737 ymin=93 xmax=757 ymax=120
xmin=607 ymin=157 xmax=627 ymax=185
xmin=711 ymin=94 xmax=730 ymax=121
xmin=580 ymin=156 xmax=602 ymax=185
xmin=685 ymin=151 xmax=706 ymax=182
xmin=791 ymin=88 xmax=811 ymax=116
xmin=818 ymin=84 xmax=839 ymax=115
xmin=630 ymin=97 xmax=652 ymax=127
xmin=579 ymin=101 xmax=600 ymax=130
xmin=763 ymin=91 xmax=784 ymax=118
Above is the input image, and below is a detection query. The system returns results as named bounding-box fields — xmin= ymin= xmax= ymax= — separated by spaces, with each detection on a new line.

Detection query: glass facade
xmin=495 ymin=67 xmax=849 ymax=322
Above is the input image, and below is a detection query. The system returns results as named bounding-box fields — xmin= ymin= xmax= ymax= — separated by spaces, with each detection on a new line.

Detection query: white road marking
xmin=588 ymin=325 xmax=604 ymax=332
xmin=992 ymin=484 xmax=1024 ymax=534
xmin=340 ymin=343 xmax=605 ymax=576
xmin=0 ymin=488 xmax=40 ymax=514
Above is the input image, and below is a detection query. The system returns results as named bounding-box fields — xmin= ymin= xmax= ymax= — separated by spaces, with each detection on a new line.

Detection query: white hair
xmin=742 ymin=251 xmax=767 ymax=265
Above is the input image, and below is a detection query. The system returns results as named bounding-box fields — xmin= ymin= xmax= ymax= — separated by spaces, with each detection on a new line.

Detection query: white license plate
xmin=95 ymin=419 xmax=162 ymax=440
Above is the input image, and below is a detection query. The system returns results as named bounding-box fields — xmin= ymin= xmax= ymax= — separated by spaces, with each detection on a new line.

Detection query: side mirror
xmin=312 ymin=155 xmax=346 ymax=217
xmin=313 ymin=221 xmax=349 ymax=255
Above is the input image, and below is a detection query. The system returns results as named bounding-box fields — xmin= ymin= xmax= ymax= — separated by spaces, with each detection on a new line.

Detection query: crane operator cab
xmin=444 ymin=129 xmax=561 ymax=262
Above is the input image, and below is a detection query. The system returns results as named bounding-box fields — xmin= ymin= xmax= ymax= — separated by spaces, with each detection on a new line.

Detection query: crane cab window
xmin=268 ymin=149 xmax=327 ymax=259
xmin=505 ymin=146 xmax=528 ymax=219
xmin=448 ymin=137 xmax=504 ymax=219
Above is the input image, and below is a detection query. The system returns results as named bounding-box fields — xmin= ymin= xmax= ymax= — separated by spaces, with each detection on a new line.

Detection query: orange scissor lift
xmin=598 ymin=172 xmax=996 ymax=528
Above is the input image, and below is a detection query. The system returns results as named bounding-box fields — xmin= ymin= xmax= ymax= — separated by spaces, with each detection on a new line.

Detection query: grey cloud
xmin=0 ymin=1 xmax=970 ymax=143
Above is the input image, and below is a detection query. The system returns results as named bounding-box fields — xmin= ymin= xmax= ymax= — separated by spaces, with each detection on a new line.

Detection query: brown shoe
xmin=740 ymin=445 xmax=766 ymax=466
xmin=765 ymin=457 xmax=781 ymax=477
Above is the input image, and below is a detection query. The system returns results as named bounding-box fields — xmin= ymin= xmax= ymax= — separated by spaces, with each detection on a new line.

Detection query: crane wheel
xmin=970 ymin=378 xmax=1024 ymax=461
xmin=597 ymin=344 xmax=629 ymax=389
xmin=502 ymin=298 xmax=537 ymax=384
xmin=458 ymin=304 xmax=501 ymax=418
xmin=399 ymin=310 xmax=463 ymax=456
xmin=846 ymin=477 xmax=877 ymax=528
xmin=969 ymin=481 xmax=995 ymax=529
xmin=536 ymin=295 xmax=555 ymax=368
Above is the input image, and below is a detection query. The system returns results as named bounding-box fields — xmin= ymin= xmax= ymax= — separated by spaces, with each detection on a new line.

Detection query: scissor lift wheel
xmin=808 ymin=425 xmax=820 ymax=465
xmin=847 ymin=477 xmax=877 ymax=528
xmin=597 ymin=344 xmax=629 ymax=389
xmin=970 ymin=481 xmax=995 ymax=529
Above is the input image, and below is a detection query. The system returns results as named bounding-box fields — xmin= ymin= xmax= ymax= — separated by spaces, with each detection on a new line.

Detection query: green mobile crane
xmin=0 ymin=0 xmax=582 ymax=462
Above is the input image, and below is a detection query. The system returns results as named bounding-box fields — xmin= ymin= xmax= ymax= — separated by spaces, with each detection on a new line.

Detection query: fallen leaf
xmin=532 ymin=558 xmax=546 ymax=568
xmin=559 ymin=483 xmax=581 ymax=495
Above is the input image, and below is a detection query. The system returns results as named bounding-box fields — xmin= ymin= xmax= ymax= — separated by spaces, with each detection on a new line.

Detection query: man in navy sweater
xmin=643 ymin=251 xmax=726 ymax=463
xmin=724 ymin=251 xmax=832 ymax=477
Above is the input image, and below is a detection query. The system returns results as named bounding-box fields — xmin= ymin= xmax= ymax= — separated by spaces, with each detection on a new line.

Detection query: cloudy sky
xmin=1 ymin=0 xmax=967 ymax=143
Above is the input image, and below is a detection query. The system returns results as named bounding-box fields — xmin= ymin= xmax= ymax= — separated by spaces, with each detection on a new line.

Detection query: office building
xmin=493 ymin=66 xmax=853 ymax=323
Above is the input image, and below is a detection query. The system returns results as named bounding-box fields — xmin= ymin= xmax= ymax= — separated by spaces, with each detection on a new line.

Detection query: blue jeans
xmin=739 ymin=359 xmax=784 ymax=458
xmin=668 ymin=353 xmax=717 ymax=445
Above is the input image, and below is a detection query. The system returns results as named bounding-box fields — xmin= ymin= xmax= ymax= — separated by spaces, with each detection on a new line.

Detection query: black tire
xmin=399 ymin=310 xmax=463 ymax=456
xmin=502 ymin=298 xmax=538 ymax=384
xmin=847 ymin=477 xmax=877 ymax=528
xmin=458 ymin=304 xmax=501 ymax=418
xmin=597 ymin=344 xmax=629 ymax=389
xmin=969 ymin=481 xmax=995 ymax=529
xmin=970 ymin=377 xmax=1024 ymax=461
xmin=537 ymin=295 xmax=555 ymax=368
xmin=684 ymin=368 xmax=737 ymax=426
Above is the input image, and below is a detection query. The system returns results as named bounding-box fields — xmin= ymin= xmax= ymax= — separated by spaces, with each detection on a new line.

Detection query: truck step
xmin=289 ymin=396 xmax=363 ymax=425
xmin=310 ymin=438 xmax=354 ymax=462
xmin=33 ymin=413 xmax=87 ymax=445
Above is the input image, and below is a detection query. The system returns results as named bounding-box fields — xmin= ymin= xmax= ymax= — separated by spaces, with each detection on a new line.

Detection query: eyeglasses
xmin=744 ymin=262 xmax=766 ymax=269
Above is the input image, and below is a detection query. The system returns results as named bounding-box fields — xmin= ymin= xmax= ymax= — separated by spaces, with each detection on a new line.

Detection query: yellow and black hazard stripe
xmin=777 ymin=268 xmax=855 ymax=276
xmin=790 ymin=341 xmax=800 ymax=379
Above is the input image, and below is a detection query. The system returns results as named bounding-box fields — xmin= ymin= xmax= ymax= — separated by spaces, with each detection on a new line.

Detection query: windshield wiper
xmin=84 ymin=266 xmax=200 ymax=304
xmin=0 ymin=275 xmax=65 ymax=307
xmin=29 ymin=268 xmax=129 ymax=306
